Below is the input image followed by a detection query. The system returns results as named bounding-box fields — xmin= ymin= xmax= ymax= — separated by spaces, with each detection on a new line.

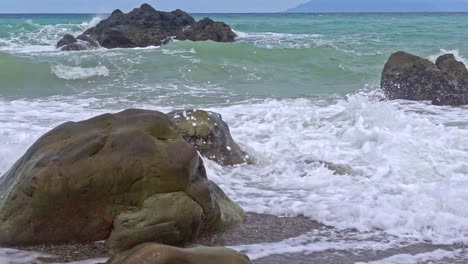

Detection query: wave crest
xmin=51 ymin=64 xmax=109 ymax=80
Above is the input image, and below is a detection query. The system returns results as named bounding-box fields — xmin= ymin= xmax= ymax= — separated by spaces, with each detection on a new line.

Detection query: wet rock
xmin=56 ymin=34 xmax=100 ymax=51
xmin=381 ymin=51 xmax=468 ymax=106
xmin=56 ymin=34 xmax=78 ymax=48
xmin=177 ymin=18 xmax=237 ymax=43
xmin=433 ymin=54 xmax=468 ymax=105
xmin=106 ymin=243 xmax=251 ymax=264
xmin=57 ymin=3 xmax=236 ymax=50
xmin=299 ymin=157 xmax=355 ymax=176
xmin=167 ymin=109 xmax=252 ymax=166
xmin=0 ymin=109 xmax=244 ymax=250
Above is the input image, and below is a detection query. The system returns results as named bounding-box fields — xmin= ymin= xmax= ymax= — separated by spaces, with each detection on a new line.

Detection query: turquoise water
xmin=1 ymin=13 xmax=468 ymax=263
xmin=1 ymin=13 xmax=467 ymax=101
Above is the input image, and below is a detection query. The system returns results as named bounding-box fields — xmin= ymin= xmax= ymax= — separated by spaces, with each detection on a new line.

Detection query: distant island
xmin=287 ymin=0 xmax=468 ymax=12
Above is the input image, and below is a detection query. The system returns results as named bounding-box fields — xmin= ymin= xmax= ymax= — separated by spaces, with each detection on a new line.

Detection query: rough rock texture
xmin=0 ymin=109 xmax=244 ymax=250
xmin=433 ymin=54 xmax=468 ymax=105
xmin=56 ymin=4 xmax=236 ymax=50
xmin=381 ymin=51 xmax=468 ymax=106
xmin=167 ymin=110 xmax=252 ymax=166
xmin=106 ymin=243 xmax=251 ymax=264
xmin=177 ymin=18 xmax=238 ymax=43
xmin=56 ymin=34 xmax=100 ymax=51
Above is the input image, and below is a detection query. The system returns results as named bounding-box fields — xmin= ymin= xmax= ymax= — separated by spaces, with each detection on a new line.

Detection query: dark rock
xmin=381 ymin=51 xmax=468 ymax=106
xmin=167 ymin=109 xmax=252 ymax=166
xmin=177 ymin=18 xmax=237 ymax=42
xmin=0 ymin=109 xmax=244 ymax=250
xmin=381 ymin=51 xmax=438 ymax=101
xmin=58 ymin=4 xmax=236 ymax=50
xmin=56 ymin=34 xmax=100 ymax=51
xmin=106 ymin=243 xmax=251 ymax=264
xmin=433 ymin=54 xmax=468 ymax=105
xmin=56 ymin=34 xmax=78 ymax=48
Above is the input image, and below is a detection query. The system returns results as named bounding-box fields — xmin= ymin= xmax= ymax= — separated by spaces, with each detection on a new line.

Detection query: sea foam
xmin=51 ymin=65 xmax=110 ymax=80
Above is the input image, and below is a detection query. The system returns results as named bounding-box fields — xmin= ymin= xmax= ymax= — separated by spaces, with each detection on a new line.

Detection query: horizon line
xmin=2 ymin=11 xmax=468 ymax=15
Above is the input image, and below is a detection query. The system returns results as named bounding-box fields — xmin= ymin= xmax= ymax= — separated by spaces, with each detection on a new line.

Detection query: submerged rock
xmin=296 ymin=156 xmax=356 ymax=176
xmin=106 ymin=243 xmax=251 ymax=264
xmin=167 ymin=109 xmax=252 ymax=166
xmin=56 ymin=3 xmax=236 ymax=50
xmin=0 ymin=109 xmax=244 ymax=250
xmin=381 ymin=51 xmax=468 ymax=106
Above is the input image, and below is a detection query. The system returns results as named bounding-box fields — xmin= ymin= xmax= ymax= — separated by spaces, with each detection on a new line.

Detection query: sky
xmin=0 ymin=0 xmax=308 ymax=13
xmin=288 ymin=0 xmax=468 ymax=12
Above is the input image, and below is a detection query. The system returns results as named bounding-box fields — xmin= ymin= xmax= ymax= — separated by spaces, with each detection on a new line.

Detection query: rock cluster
xmin=381 ymin=51 xmax=468 ymax=106
xmin=0 ymin=109 xmax=244 ymax=252
xmin=57 ymin=4 xmax=236 ymax=50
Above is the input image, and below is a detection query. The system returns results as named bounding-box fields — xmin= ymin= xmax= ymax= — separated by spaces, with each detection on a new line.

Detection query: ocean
xmin=0 ymin=13 xmax=468 ymax=263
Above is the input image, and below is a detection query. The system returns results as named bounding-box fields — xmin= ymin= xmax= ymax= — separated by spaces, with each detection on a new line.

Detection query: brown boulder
xmin=106 ymin=243 xmax=251 ymax=264
xmin=0 ymin=109 xmax=244 ymax=250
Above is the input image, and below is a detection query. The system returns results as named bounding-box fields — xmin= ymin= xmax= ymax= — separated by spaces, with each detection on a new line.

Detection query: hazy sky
xmin=0 ymin=0 xmax=308 ymax=13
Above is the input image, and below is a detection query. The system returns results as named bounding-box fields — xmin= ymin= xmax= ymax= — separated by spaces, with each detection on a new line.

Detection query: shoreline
xmin=8 ymin=213 xmax=468 ymax=264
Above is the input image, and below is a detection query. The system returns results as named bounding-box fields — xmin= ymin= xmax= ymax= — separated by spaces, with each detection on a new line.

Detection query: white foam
xmin=0 ymin=247 xmax=107 ymax=264
xmin=234 ymin=30 xmax=324 ymax=49
xmin=52 ymin=258 xmax=109 ymax=264
xmin=51 ymin=65 xmax=110 ymax=80
xmin=203 ymin=94 xmax=468 ymax=245
xmin=0 ymin=17 xmax=103 ymax=54
xmin=0 ymin=92 xmax=468 ymax=252
xmin=428 ymin=49 xmax=468 ymax=66
xmin=232 ymin=229 xmax=413 ymax=260
xmin=79 ymin=17 xmax=103 ymax=29
xmin=0 ymin=248 xmax=53 ymax=264
xmin=356 ymin=249 xmax=463 ymax=264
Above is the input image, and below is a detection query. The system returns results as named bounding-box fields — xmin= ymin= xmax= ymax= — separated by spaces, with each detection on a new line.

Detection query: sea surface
xmin=0 ymin=13 xmax=468 ymax=263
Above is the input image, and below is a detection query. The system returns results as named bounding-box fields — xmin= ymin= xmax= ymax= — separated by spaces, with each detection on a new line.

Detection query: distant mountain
xmin=287 ymin=0 xmax=468 ymax=12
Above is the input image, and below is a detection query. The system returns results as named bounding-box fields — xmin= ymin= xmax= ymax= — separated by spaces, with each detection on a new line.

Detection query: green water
xmin=0 ymin=13 xmax=467 ymax=103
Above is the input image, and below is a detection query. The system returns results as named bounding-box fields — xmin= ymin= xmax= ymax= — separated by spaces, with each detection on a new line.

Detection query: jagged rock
xmin=0 ymin=109 xmax=244 ymax=250
xmin=167 ymin=110 xmax=252 ymax=166
xmin=106 ymin=243 xmax=252 ymax=264
xmin=381 ymin=51 xmax=468 ymax=106
xmin=56 ymin=4 xmax=236 ymax=50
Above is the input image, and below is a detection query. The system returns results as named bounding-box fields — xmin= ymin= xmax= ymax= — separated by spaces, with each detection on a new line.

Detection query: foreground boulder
xmin=57 ymin=4 xmax=236 ymax=50
xmin=0 ymin=109 xmax=244 ymax=250
xmin=106 ymin=243 xmax=251 ymax=264
xmin=167 ymin=110 xmax=252 ymax=166
xmin=381 ymin=51 xmax=468 ymax=106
